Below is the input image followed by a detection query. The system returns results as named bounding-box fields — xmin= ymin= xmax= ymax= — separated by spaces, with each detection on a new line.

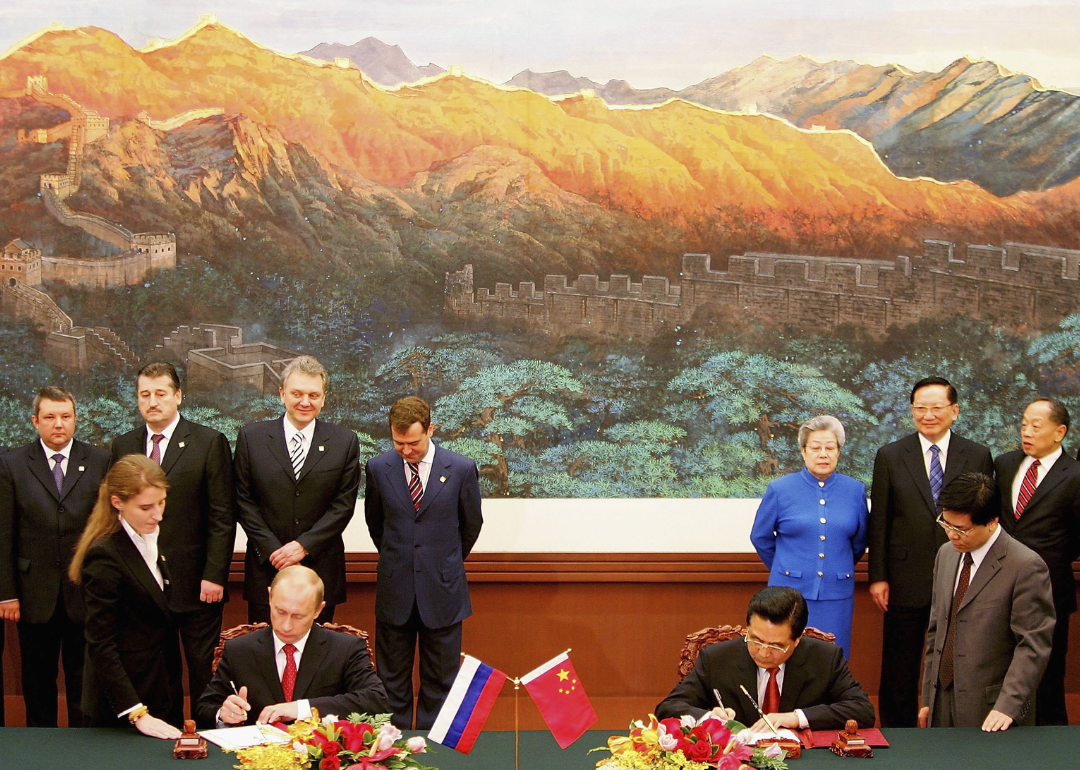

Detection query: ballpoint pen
xmin=739 ymin=684 xmax=780 ymax=737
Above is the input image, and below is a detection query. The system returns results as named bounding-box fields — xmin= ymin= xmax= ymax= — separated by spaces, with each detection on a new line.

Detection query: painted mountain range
xmin=3 ymin=17 xmax=1080 ymax=296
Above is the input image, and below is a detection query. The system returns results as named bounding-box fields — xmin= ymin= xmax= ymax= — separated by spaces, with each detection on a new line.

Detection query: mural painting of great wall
xmin=3 ymin=14 xmax=1080 ymax=496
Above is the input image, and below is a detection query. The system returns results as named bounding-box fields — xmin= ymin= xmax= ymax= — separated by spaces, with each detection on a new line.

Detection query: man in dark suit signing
xmin=110 ymin=362 xmax=236 ymax=717
xmin=235 ymin=356 xmax=360 ymax=624
xmin=868 ymin=376 xmax=994 ymax=727
xmin=365 ymin=396 xmax=483 ymax=729
xmin=920 ymin=473 xmax=1054 ymax=730
xmin=0 ymin=386 xmax=110 ymax=726
xmin=994 ymin=397 xmax=1080 ymax=725
xmin=656 ymin=586 xmax=875 ymax=730
xmin=196 ymin=565 xmax=387 ymax=727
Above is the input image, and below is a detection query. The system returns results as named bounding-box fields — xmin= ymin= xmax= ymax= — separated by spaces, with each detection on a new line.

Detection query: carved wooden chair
xmin=678 ymin=624 xmax=837 ymax=681
xmin=212 ymin=622 xmax=375 ymax=673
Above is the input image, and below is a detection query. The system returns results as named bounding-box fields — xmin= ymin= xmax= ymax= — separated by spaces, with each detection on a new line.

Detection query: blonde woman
xmin=69 ymin=454 xmax=182 ymax=738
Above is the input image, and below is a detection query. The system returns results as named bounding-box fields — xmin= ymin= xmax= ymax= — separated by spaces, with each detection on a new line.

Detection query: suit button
xmin=784 ymin=571 xmax=790 ymax=576
xmin=817 ymin=571 xmax=823 ymax=577
xmin=819 ymin=499 xmax=826 ymax=505
xmin=820 ymin=535 xmax=826 ymax=541
xmin=819 ymin=553 xmax=825 ymax=559
xmin=414 ymin=544 xmax=421 ymax=549
xmin=295 ymin=490 xmax=301 ymax=497
xmin=819 ymin=518 xmax=826 ymax=524
xmin=58 ymin=507 xmax=65 ymax=514
xmin=294 ymin=519 xmax=300 ymax=525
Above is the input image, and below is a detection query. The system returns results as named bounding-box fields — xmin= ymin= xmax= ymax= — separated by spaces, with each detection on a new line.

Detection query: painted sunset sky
xmin=1 ymin=0 xmax=1079 ymax=91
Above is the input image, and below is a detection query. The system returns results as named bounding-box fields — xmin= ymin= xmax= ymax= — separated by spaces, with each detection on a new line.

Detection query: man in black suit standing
xmin=995 ymin=397 xmax=1080 ymax=725
xmin=365 ymin=396 xmax=483 ymax=730
xmin=0 ymin=444 xmax=7 ymax=727
xmin=110 ymin=362 xmax=236 ymax=718
xmin=195 ymin=565 xmax=387 ymax=727
xmin=235 ymin=356 xmax=360 ymax=624
xmin=0 ymin=387 xmax=110 ymax=726
xmin=868 ymin=376 xmax=994 ymax=727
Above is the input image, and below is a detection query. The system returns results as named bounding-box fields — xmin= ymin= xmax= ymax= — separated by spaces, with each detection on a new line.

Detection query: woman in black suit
xmin=69 ymin=454 xmax=182 ymax=738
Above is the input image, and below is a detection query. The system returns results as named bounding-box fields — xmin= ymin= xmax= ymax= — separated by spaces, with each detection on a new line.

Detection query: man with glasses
xmin=868 ymin=377 xmax=993 ymax=727
xmin=994 ymin=398 xmax=1080 ymax=725
xmin=920 ymin=473 xmax=1054 ymax=730
xmin=655 ymin=587 xmax=874 ymax=731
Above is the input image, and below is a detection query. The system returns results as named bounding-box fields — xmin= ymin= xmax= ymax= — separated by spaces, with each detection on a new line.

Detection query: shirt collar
xmin=146 ymin=412 xmax=181 ymax=439
xmin=283 ymin=415 xmax=318 ymax=444
xmin=1026 ymin=446 xmax=1063 ymax=471
xmin=918 ymin=429 xmax=952 ymax=456
xmin=966 ymin=523 xmax=1002 ymax=571
xmin=403 ymin=439 xmax=437 ymax=468
xmin=119 ymin=515 xmax=160 ymax=549
xmin=273 ymin=627 xmax=313 ymax=656
xmin=39 ymin=438 xmax=73 ymax=460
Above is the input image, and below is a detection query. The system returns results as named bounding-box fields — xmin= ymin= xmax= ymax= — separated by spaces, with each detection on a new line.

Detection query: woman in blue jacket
xmin=751 ymin=415 xmax=868 ymax=657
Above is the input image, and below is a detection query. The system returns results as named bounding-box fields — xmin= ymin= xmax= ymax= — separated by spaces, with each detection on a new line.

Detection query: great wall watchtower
xmin=447 ymin=239 xmax=1080 ymax=339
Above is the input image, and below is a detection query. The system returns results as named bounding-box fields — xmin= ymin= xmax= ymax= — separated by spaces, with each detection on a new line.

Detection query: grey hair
xmin=798 ymin=415 xmax=846 ymax=449
xmin=280 ymin=355 xmax=329 ymax=391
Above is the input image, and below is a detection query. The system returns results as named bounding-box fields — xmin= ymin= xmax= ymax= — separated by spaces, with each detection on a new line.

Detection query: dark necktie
xmin=408 ymin=462 xmax=423 ymax=511
xmin=149 ymin=433 xmax=165 ymax=465
xmin=938 ymin=552 xmax=974 ymax=689
xmin=1015 ymin=459 xmax=1040 ymax=519
xmin=763 ymin=667 xmax=780 ymax=714
xmin=929 ymin=444 xmax=943 ymax=503
xmin=51 ymin=453 xmax=64 ymax=493
xmin=281 ymin=643 xmax=297 ymax=702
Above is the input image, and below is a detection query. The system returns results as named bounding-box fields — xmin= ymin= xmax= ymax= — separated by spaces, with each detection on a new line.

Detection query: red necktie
xmin=408 ymin=462 xmax=423 ymax=511
xmin=149 ymin=434 xmax=165 ymax=465
xmin=763 ymin=667 xmax=780 ymax=714
xmin=281 ymin=643 xmax=297 ymax=702
xmin=1015 ymin=459 xmax=1040 ymax=519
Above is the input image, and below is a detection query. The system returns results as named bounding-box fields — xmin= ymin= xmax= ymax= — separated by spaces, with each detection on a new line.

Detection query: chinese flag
xmin=521 ymin=652 xmax=598 ymax=748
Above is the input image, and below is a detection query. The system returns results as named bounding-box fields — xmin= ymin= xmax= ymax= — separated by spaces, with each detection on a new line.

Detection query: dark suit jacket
xmin=0 ymin=439 xmax=111 ymax=624
xmin=235 ymin=418 xmax=360 ymax=606
xmin=869 ymin=432 xmax=994 ymax=608
xmin=995 ymin=449 xmax=1080 ymax=614
xmin=364 ymin=445 xmax=483 ymax=629
xmin=922 ymin=530 xmax=1055 ymax=726
xmin=655 ymin=636 xmax=875 ymax=730
xmin=111 ymin=416 xmax=236 ymax=613
xmin=195 ymin=624 xmax=388 ymax=727
xmin=81 ymin=528 xmax=183 ymax=726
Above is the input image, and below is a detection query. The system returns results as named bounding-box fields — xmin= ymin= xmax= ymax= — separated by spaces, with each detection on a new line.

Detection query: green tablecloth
xmin=1 ymin=726 xmax=1077 ymax=769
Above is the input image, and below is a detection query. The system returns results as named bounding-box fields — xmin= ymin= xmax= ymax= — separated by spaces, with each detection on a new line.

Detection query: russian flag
xmin=428 ymin=655 xmax=507 ymax=754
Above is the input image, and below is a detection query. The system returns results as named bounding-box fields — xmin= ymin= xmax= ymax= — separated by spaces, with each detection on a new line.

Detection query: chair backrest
xmin=678 ymin=624 xmax=837 ymax=681
xmin=212 ymin=622 xmax=375 ymax=673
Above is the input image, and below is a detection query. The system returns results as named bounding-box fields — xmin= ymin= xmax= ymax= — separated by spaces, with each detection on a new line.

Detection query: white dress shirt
xmin=274 ymin=628 xmax=313 ymax=719
xmin=401 ymin=439 xmax=436 ymax=490
xmin=283 ymin=416 xmax=317 ymax=472
xmin=918 ymin=430 xmax=952 ymax=478
xmin=1011 ymin=447 xmax=1063 ymax=512
xmin=120 ymin=517 xmax=164 ymax=591
xmin=953 ymin=524 xmax=1002 ymax=593
xmin=40 ymin=438 xmax=73 ymax=476
xmin=144 ymin=411 xmax=181 ymax=460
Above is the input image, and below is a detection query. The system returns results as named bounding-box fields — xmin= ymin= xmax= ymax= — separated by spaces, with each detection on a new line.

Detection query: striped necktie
xmin=290 ymin=433 xmax=305 ymax=478
xmin=1015 ymin=459 xmax=1040 ymax=518
xmin=929 ymin=444 xmax=943 ymax=502
xmin=408 ymin=462 xmax=423 ymax=511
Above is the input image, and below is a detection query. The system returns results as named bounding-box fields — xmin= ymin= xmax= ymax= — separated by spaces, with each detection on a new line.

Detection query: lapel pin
xmin=78 ymin=466 xmax=85 ymax=472
xmin=178 ymin=441 xmax=185 ymax=448
xmin=439 ymin=475 xmax=446 ymax=483
xmin=319 ymin=446 xmax=325 ymax=452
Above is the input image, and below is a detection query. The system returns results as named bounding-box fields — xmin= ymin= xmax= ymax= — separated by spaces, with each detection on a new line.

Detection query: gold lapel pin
xmin=178 ymin=441 xmax=185 ymax=448
xmin=319 ymin=446 xmax=325 ymax=452
xmin=439 ymin=475 xmax=447 ymax=483
xmin=78 ymin=466 xmax=85 ymax=472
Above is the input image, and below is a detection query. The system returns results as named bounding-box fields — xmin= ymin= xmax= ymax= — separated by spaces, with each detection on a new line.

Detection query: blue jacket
xmin=751 ymin=468 xmax=868 ymax=601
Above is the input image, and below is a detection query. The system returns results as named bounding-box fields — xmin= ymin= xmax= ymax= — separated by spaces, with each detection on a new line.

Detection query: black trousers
xmin=376 ymin=603 xmax=461 ymax=731
xmin=17 ymin=599 xmax=84 ymax=727
xmin=247 ymin=602 xmax=336 ymax=625
xmin=1036 ymin=606 xmax=1071 ymax=725
xmin=174 ymin=602 xmax=225 ymax=717
xmin=877 ymin=603 xmax=931 ymax=728
xmin=1 ymin=620 xmax=6 ymax=726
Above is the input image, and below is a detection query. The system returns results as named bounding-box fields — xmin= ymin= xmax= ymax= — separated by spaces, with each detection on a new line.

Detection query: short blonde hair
xmin=798 ymin=415 xmax=846 ymax=449
xmin=280 ymin=355 xmax=328 ymax=391
xmin=270 ymin=564 xmax=324 ymax=609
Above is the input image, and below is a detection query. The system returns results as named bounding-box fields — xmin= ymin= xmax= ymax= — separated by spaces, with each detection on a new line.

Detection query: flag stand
xmin=513 ymin=677 xmax=521 ymax=770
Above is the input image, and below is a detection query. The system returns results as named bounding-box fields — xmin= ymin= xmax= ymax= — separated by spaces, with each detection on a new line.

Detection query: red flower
xmin=659 ymin=717 xmax=684 ymax=737
xmin=688 ymin=739 xmax=713 ymax=761
xmin=322 ymin=741 xmax=341 ymax=757
xmin=728 ymin=743 xmax=753 ymax=761
xmin=337 ymin=722 xmax=373 ymax=754
xmin=320 ymin=756 xmax=341 ymax=770
xmin=716 ymin=754 xmax=744 ymax=770
xmin=698 ymin=717 xmax=732 ymax=748
xmin=675 ymin=738 xmax=694 ymax=756
xmin=689 ymin=725 xmax=711 ymax=742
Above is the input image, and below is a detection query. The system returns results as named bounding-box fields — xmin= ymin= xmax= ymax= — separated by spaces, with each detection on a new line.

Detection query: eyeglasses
xmin=912 ymin=405 xmax=953 ymax=417
xmin=804 ymin=443 xmax=838 ymax=454
xmin=745 ymin=635 xmax=791 ymax=654
xmin=936 ymin=514 xmax=975 ymax=537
